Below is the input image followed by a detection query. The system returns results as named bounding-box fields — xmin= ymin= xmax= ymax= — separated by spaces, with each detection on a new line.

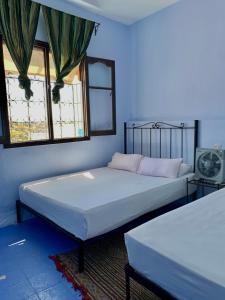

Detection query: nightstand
xmin=186 ymin=178 xmax=225 ymax=202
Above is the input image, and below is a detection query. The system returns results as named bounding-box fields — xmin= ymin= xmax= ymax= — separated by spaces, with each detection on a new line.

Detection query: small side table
xmin=187 ymin=178 xmax=225 ymax=202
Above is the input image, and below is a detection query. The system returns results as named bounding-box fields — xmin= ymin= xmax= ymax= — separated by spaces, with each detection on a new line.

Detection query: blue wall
xmin=2 ymin=0 xmax=225 ymax=227
xmin=130 ymin=0 xmax=225 ymax=120
xmin=0 ymin=1 xmax=131 ymax=227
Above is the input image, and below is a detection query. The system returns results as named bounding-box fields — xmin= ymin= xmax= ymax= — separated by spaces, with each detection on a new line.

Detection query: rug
xmin=50 ymin=235 xmax=160 ymax=300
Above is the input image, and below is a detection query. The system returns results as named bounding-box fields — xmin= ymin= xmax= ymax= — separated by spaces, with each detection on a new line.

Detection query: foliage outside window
xmin=0 ymin=39 xmax=89 ymax=147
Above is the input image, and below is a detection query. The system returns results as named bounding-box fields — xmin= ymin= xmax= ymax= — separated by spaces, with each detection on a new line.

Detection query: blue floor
xmin=0 ymin=218 xmax=82 ymax=300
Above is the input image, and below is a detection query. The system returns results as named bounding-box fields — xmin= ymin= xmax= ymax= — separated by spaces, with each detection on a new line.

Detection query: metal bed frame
xmin=124 ymin=120 xmax=198 ymax=168
xmin=16 ymin=120 xmax=199 ymax=274
xmin=124 ymin=121 xmax=199 ymax=299
xmin=125 ymin=264 xmax=176 ymax=300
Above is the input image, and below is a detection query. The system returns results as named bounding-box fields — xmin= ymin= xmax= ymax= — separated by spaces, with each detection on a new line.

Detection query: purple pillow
xmin=108 ymin=152 xmax=143 ymax=173
xmin=137 ymin=157 xmax=183 ymax=178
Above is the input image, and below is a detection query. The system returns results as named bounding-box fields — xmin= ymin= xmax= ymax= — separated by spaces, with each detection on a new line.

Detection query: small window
xmin=86 ymin=57 xmax=116 ymax=136
xmin=0 ymin=38 xmax=89 ymax=147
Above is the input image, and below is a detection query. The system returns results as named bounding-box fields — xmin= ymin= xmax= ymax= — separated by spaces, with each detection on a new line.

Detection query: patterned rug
xmin=50 ymin=235 xmax=160 ymax=300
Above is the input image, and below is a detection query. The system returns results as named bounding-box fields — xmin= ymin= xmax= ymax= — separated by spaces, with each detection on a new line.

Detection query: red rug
xmin=50 ymin=236 xmax=159 ymax=300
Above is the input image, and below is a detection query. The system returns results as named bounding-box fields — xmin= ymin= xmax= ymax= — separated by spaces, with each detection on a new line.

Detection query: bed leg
xmin=192 ymin=191 xmax=197 ymax=201
xmin=125 ymin=266 xmax=131 ymax=300
xmin=16 ymin=200 xmax=22 ymax=224
xmin=78 ymin=242 xmax=84 ymax=273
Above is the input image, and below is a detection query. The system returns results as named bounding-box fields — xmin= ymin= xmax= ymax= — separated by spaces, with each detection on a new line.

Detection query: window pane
xmin=88 ymin=62 xmax=112 ymax=88
xmin=49 ymin=54 xmax=85 ymax=139
xmin=89 ymin=89 xmax=113 ymax=131
xmin=3 ymin=43 xmax=49 ymax=143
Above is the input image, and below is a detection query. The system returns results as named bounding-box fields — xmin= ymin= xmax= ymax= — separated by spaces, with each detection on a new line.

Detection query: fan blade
xmin=201 ymin=157 xmax=208 ymax=162
xmin=212 ymin=153 xmax=219 ymax=161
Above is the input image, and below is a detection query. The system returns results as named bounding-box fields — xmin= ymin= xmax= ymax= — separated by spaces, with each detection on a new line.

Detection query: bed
xmin=17 ymin=120 xmax=198 ymax=272
xmin=125 ymin=187 xmax=225 ymax=300
xmin=19 ymin=167 xmax=194 ymax=241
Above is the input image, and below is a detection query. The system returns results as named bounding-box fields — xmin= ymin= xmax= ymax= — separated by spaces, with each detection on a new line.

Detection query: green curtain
xmin=0 ymin=0 xmax=40 ymax=100
xmin=42 ymin=6 xmax=95 ymax=103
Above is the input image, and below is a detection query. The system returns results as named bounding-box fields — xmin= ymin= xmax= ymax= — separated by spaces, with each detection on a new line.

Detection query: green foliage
xmin=10 ymin=122 xmax=48 ymax=143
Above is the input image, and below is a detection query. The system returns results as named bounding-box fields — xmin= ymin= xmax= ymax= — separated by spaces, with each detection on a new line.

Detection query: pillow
xmin=137 ymin=157 xmax=183 ymax=178
xmin=178 ymin=163 xmax=193 ymax=177
xmin=108 ymin=152 xmax=143 ymax=173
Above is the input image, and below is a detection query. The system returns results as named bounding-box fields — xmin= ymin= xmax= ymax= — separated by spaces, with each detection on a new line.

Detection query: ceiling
xmin=66 ymin=0 xmax=180 ymax=25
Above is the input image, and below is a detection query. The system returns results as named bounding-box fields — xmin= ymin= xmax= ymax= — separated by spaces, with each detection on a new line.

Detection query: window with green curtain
xmin=0 ymin=39 xmax=90 ymax=147
xmin=42 ymin=5 xmax=95 ymax=103
xmin=0 ymin=0 xmax=40 ymax=100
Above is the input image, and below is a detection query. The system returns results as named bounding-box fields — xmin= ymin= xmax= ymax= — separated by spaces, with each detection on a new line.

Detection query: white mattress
xmin=125 ymin=188 xmax=225 ymax=300
xmin=19 ymin=167 xmax=194 ymax=241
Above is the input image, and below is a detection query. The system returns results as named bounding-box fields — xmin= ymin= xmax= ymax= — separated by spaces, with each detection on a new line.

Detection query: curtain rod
xmin=35 ymin=0 xmax=101 ymax=35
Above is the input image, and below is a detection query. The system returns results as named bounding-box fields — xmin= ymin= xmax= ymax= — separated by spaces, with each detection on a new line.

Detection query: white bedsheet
xmin=19 ymin=167 xmax=194 ymax=241
xmin=125 ymin=188 xmax=225 ymax=300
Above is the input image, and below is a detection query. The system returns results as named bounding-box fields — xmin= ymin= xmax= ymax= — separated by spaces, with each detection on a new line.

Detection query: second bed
xmin=125 ymin=187 xmax=225 ymax=300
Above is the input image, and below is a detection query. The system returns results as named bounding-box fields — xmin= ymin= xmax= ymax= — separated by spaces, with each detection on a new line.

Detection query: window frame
xmin=85 ymin=56 xmax=116 ymax=136
xmin=0 ymin=36 xmax=90 ymax=148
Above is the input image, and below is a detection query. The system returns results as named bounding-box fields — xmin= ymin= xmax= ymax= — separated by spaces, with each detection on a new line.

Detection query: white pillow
xmin=178 ymin=163 xmax=193 ymax=177
xmin=108 ymin=152 xmax=143 ymax=173
xmin=137 ymin=157 xmax=183 ymax=178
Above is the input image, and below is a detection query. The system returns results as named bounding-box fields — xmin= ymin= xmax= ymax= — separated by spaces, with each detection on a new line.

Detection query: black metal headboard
xmin=124 ymin=120 xmax=199 ymax=169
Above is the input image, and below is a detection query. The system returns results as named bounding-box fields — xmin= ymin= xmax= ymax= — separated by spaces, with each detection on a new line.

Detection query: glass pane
xmin=49 ymin=53 xmax=85 ymax=139
xmin=89 ymin=89 xmax=113 ymax=131
xmin=3 ymin=43 xmax=49 ymax=143
xmin=88 ymin=62 xmax=112 ymax=88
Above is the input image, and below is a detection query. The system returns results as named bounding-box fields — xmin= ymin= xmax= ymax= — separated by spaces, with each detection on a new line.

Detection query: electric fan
xmin=195 ymin=148 xmax=225 ymax=183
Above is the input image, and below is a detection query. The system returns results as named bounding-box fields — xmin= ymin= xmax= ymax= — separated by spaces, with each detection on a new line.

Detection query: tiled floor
xmin=0 ymin=218 xmax=82 ymax=300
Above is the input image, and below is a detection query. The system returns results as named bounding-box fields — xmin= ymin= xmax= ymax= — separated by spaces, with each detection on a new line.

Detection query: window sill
xmin=91 ymin=129 xmax=116 ymax=136
xmin=3 ymin=136 xmax=90 ymax=149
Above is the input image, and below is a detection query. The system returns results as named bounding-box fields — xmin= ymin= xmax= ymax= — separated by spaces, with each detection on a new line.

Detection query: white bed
xmin=125 ymin=188 xmax=225 ymax=300
xmin=19 ymin=167 xmax=194 ymax=241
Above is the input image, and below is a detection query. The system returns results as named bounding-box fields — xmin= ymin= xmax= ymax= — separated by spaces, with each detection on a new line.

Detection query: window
xmin=86 ymin=57 xmax=116 ymax=136
xmin=3 ymin=43 xmax=49 ymax=144
xmin=0 ymin=38 xmax=89 ymax=147
xmin=49 ymin=54 xmax=86 ymax=140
